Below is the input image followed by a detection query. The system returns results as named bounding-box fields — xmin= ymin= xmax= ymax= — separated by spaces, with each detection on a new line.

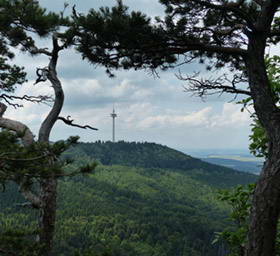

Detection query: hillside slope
xmin=65 ymin=141 xmax=257 ymax=188
xmin=0 ymin=141 xmax=258 ymax=256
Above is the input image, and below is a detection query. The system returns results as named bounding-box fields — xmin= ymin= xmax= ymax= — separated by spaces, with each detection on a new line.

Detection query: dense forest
xmin=65 ymin=141 xmax=257 ymax=188
xmin=0 ymin=141 xmax=257 ymax=255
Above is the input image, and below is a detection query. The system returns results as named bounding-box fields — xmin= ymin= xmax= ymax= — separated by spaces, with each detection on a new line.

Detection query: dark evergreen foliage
xmin=69 ymin=0 xmax=253 ymax=75
xmin=0 ymin=0 xmax=62 ymax=98
xmin=66 ymin=1 xmax=176 ymax=76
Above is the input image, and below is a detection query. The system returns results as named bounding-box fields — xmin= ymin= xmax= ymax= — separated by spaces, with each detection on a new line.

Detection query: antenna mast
xmin=110 ymin=107 xmax=117 ymax=142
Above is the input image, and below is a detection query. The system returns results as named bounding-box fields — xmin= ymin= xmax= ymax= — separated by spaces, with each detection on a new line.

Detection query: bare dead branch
xmin=178 ymin=72 xmax=250 ymax=99
xmin=58 ymin=115 xmax=98 ymax=131
xmin=0 ymin=93 xmax=53 ymax=108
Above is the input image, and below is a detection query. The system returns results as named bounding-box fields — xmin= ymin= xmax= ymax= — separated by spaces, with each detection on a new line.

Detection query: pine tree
xmin=70 ymin=1 xmax=280 ymax=255
xmin=0 ymin=2 xmax=97 ymax=255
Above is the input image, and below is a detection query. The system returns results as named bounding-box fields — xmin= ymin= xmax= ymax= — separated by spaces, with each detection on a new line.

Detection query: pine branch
xmin=194 ymin=0 xmax=255 ymax=29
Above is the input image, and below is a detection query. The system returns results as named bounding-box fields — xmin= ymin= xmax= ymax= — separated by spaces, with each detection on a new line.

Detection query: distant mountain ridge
xmin=201 ymin=157 xmax=262 ymax=174
xmin=65 ymin=140 xmax=257 ymax=188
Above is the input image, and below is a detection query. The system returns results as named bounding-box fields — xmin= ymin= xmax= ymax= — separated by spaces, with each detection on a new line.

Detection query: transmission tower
xmin=110 ymin=107 xmax=117 ymax=142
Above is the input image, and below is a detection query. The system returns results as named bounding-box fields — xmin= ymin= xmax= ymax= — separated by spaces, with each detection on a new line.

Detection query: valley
xmin=0 ymin=141 xmax=257 ymax=256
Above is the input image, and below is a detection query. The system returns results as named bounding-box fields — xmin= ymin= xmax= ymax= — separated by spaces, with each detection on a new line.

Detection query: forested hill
xmin=65 ymin=140 xmax=257 ymax=188
xmin=1 ymin=141 xmax=258 ymax=256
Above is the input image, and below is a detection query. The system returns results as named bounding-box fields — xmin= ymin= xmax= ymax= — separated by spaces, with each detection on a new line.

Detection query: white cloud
xmin=135 ymin=103 xmax=250 ymax=130
xmin=211 ymin=103 xmax=251 ymax=128
xmin=60 ymin=77 xmax=158 ymax=109
xmin=111 ymin=80 xmax=135 ymax=98
xmin=138 ymin=107 xmax=212 ymax=129
xmin=63 ymin=79 xmax=102 ymax=97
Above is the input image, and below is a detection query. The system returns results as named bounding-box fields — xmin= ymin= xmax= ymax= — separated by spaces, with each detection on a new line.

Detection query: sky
xmin=5 ymin=0 xmax=256 ymax=153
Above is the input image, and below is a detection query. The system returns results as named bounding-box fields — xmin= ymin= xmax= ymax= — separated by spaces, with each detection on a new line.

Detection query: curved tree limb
xmin=58 ymin=116 xmax=98 ymax=130
xmin=38 ymin=34 xmax=65 ymax=143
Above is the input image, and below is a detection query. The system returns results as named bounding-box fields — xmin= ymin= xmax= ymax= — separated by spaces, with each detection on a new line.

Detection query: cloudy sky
xmin=5 ymin=0 xmax=256 ymax=153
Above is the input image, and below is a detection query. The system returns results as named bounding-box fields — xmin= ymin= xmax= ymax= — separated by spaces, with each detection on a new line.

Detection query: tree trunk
xmin=38 ymin=178 xmax=57 ymax=256
xmin=246 ymin=145 xmax=280 ymax=256
xmin=245 ymin=34 xmax=280 ymax=256
xmin=37 ymin=36 xmax=64 ymax=256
